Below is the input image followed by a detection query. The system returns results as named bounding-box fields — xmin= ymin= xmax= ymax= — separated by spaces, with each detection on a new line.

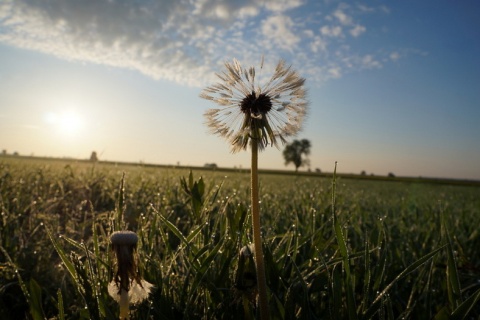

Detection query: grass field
xmin=1 ymin=156 xmax=479 ymax=319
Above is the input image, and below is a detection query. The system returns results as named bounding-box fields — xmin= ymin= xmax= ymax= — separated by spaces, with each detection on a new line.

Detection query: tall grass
xmin=1 ymin=157 xmax=479 ymax=319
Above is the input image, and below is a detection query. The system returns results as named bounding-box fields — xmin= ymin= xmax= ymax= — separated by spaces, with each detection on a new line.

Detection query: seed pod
xmin=110 ymin=231 xmax=140 ymax=293
xmin=108 ymin=231 xmax=152 ymax=319
xmin=234 ymin=244 xmax=257 ymax=292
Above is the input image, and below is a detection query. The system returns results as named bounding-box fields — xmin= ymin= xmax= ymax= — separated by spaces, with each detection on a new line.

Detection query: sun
xmin=58 ymin=111 xmax=83 ymax=134
xmin=45 ymin=110 xmax=84 ymax=136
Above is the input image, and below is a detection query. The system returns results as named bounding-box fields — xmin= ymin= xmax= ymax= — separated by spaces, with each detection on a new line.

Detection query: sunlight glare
xmin=45 ymin=110 xmax=84 ymax=136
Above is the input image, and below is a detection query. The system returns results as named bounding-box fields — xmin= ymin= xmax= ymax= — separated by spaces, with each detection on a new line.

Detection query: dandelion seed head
xmin=109 ymin=231 xmax=142 ymax=294
xmin=201 ymin=58 xmax=308 ymax=153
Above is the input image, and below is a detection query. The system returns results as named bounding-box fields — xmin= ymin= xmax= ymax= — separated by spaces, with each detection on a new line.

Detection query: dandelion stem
xmin=119 ymin=288 xmax=129 ymax=320
xmin=250 ymin=139 xmax=270 ymax=320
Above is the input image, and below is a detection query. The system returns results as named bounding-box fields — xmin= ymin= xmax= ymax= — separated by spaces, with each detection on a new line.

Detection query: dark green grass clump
xmin=1 ymin=157 xmax=480 ymax=319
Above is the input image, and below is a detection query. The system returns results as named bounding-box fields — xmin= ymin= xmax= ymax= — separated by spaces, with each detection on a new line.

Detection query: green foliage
xmin=0 ymin=157 xmax=480 ymax=319
xmin=283 ymin=139 xmax=311 ymax=171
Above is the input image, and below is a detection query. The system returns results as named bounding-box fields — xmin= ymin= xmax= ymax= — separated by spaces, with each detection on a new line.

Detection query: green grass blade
xmin=57 ymin=289 xmax=65 ymax=320
xmin=361 ymin=234 xmax=371 ymax=313
xmin=182 ymin=238 xmax=224 ymax=314
xmin=364 ymin=245 xmax=446 ymax=319
xmin=331 ymin=264 xmax=342 ymax=320
xmin=45 ymin=226 xmax=81 ymax=290
xmin=450 ymin=286 xmax=480 ymax=320
xmin=82 ymin=242 xmax=104 ymax=318
xmin=155 ymin=207 xmax=198 ymax=254
xmin=442 ymin=212 xmax=462 ymax=308
xmin=115 ymin=172 xmax=126 ymax=230
xmin=28 ymin=278 xmax=44 ymax=320
xmin=331 ymin=162 xmax=358 ymax=320
xmin=0 ymin=246 xmax=30 ymax=305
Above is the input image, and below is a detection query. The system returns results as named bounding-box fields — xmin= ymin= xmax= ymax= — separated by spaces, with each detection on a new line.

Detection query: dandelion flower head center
xmin=241 ymin=91 xmax=272 ymax=116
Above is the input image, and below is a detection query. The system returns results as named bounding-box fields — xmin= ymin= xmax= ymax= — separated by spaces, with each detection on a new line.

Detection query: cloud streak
xmin=0 ymin=0 xmax=396 ymax=87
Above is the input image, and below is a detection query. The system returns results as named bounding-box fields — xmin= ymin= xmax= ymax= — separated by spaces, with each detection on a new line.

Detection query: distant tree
xmin=361 ymin=170 xmax=366 ymax=176
xmin=204 ymin=163 xmax=218 ymax=169
xmin=13 ymin=151 xmax=19 ymax=156
xmin=315 ymin=168 xmax=321 ymax=173
xmin=388 ymin=172 xmax=395 ymax=178
xmin=90 ymin=151 xmax=98 ymax=162
xmin=283 ymin=139 xmax=311 ymax=172
xmin=2 ymin=149 xmax=6 ymax=155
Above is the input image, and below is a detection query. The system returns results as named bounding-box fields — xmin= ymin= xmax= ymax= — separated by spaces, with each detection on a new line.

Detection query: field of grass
xmin=1 ymin=156 xmax=479 ymax=319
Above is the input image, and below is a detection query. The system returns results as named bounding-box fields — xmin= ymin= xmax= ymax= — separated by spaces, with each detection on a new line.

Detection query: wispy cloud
xmin=262 ymin=15 xmax=300 ymax=51
xmin=350 ymin=25 xmax=366 ymax=37
xmin=320 ymin=25 xmax=343 ymax=38
xmin=390 ymin=52 xmax=401 ymax=61
xmin=333 ymin=9 xmax=353 ymax=26
xmin=0 ymin=0 xmax=398 ymax=86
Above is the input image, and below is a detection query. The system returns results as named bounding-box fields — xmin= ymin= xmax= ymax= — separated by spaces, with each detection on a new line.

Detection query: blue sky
xmin=0 ymin=0 xmax=479 ymax=180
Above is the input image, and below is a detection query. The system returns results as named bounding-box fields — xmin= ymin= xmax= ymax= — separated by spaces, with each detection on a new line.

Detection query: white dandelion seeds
xmin=200 ymin=58 xmax=308 ymax=153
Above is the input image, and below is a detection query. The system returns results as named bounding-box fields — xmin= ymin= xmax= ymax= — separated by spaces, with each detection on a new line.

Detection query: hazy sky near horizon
xmin=0 ymin=0 xmax=479 ymax=180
